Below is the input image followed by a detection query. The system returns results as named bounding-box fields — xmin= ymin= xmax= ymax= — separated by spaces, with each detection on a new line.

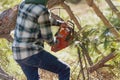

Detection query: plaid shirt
xmin=12 ymin=1 xmax=59 ymax=60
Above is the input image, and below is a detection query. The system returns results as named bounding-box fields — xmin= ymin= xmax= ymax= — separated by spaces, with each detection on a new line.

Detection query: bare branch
xmin=61 ymin=2 xmax=82 ymax=30
xmin=86 ymin=0 xmax=120 ymax=41
xmin=88 ymin=51 xmax=117 ymax=73
xmin=105 ymin=0 xmax=120 ymax=19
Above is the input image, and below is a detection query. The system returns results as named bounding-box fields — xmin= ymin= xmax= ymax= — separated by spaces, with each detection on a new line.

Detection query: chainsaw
xmin=51 ymin=21 xmax=74 ymax=52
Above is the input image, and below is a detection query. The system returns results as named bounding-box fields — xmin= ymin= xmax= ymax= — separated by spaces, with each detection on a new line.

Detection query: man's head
xmin=38 ymin=0 xmax=49 ymax=5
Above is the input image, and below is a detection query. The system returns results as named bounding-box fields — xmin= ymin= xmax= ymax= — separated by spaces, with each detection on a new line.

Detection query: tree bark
xmin=0 ymin=5 xmax=18 ymax=42
xmin=47 ymin=0 xmax=65 ymax=8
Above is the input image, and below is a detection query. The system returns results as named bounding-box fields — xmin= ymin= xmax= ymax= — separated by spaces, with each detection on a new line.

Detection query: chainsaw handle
xmin=67 ymin=20 xmax=74 ymax=29
xmin=55 ymin=22 xmax=67 ymax=36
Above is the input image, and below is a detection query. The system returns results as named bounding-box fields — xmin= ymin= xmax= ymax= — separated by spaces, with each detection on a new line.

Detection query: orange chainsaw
xmin=51 ymin=21 xmax=74 ymax=52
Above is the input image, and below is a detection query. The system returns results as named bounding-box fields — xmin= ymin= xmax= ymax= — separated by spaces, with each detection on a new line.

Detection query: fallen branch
xmin=80 ymin=43 xmax=93 ymax=66
xmin=77 ymin=46 xmax=85 ymax=80
xmin=88 ymin=51 xmax=117 ymax=73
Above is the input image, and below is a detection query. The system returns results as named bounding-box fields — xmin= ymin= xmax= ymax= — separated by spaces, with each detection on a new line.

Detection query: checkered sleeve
xmin=38 ymin=8 xmax=55 ymax=46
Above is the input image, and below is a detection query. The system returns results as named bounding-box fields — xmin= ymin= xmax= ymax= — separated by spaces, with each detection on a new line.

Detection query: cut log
xmin=0 ymin=5 xmax=18 ymax=41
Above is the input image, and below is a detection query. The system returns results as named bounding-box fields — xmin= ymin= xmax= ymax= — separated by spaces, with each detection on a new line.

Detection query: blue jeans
xmin=16 ymin=50 xmax=70 ymax=80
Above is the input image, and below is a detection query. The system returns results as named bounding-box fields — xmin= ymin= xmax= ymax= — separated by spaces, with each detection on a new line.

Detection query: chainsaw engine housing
xmin=51 ymin=21 xmax=74 ymax=52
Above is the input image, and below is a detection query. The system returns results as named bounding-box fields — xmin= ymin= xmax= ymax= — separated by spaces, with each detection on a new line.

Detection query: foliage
xmin=73 ymin=3 xmax=120 ymax=79
xmin=0 ymin=0 xmax=21 ymax=11
xmin=0 ymin=0 xmax=25 ymax=80
xmin=0 ymin=39 xmax=26 ymax=79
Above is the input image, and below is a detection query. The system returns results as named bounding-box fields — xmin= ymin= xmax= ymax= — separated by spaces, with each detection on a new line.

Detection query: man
xmin=12 ymin=0 xmax=70 ymax=80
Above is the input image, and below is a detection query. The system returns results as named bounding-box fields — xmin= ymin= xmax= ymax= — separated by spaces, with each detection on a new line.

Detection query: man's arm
xmin=38 ymin=8 xmax=55 ymax=46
